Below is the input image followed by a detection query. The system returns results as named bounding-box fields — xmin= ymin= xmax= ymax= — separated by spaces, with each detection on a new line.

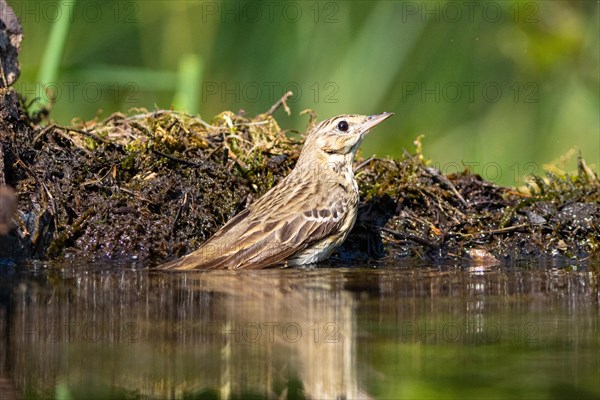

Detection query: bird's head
xmin=298 ymin=112 xmax=394 ymax=166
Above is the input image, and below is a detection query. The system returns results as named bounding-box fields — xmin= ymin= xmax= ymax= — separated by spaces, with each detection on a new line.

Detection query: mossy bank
xmin=1 ymin=89 xmax=598 ymax=268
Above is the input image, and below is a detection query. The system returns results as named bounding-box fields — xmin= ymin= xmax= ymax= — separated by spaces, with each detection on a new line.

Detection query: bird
xmin=158 ymin=112 xmax=393 ymax=270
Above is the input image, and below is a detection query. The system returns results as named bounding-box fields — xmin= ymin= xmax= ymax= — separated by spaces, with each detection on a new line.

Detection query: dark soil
xmin=1 ymin=88 xmax=598 ymax=268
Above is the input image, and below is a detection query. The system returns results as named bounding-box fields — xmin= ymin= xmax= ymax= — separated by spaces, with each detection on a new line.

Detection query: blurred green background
xmin=9 ymin=0 xmax=599 ymax=186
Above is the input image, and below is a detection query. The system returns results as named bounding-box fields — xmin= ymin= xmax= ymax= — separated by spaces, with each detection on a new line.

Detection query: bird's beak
xmin=362 ymin=112 xmax=394 ymax=132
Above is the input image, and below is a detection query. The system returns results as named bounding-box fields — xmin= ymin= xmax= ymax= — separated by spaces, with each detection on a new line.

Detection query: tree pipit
xmin=159 ymin=112 xmax=393 ymax=270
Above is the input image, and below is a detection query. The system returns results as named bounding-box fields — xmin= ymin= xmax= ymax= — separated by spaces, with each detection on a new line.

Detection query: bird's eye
xmin=337 ymin=120 xmax=349 ymax=132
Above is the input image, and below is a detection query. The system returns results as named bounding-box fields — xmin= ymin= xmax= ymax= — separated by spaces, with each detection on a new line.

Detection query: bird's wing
xmin=159 ymin=179 xmax=349 ymax=270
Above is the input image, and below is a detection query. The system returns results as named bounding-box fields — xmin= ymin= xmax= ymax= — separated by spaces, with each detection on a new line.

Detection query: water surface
xmin=1 ymin=263 xmax=598 ymax=399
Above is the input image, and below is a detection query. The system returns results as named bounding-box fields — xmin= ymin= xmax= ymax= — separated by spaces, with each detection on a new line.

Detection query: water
xmin=0 ymin=264 xmax=598 ymax=399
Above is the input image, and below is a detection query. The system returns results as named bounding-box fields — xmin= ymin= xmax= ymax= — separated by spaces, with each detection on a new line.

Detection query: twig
xmin=118 ymin=187 xmax=157 ymax=206
xmin=221 ymin=140 xmax=248 ymax=170
xmin=102 ymin=112 xmax=127 ymax=124
xmin=480 ymin=224 xmax=529 ymax=235
xmin=80 ymin=166 xmax=114 ymax=188
xmin=129 ymin=121 xmax=153 ymax=138
xmin=0 ymin=58 xmax=7 ymax=88
xmin=381 ymin=227 xmax=438 ymax=248
xmin=403 ymin=149 xmax=469 ymax=209
xmin=264 ymin=91 xmax=293 ymax=117
xmin=123 ymin=110 xmax=215 ymax=128
xmin=299 ymin=109 xmax=319 ymax=131
xmin=235 ymin=121 xmax=271 ymax=127
xmin=457 ymin=224 xmax=530 ymax=243
xmin=54 ymin=130 xmax=92 ymax=154
xmin=41 ymin=182 xmax=59 ymax=237
xmin=354 ymin=157 xmax=376 ymax=173
xmin=15 ymin=158 xmax=39 ymax=183
xmin=151 ymin=149 xmax=200 ymax=167
xmin=58 ymin=126 xmax=121 ymax=149
xmin=32 ymin=123 xmax=57 ymax=144
xmin=170 ymin=192 xmax=189 ymax=234
xmin=165 ymin=118 xmax=179 ymax=132
xmin=425 ymin=167 xmax=469 ymax=209
xmin=0 ymin=140 xmax=5 ymax=186
xmin=205 ymin=144 xmax=223 ymax=160
xmin=17 ymin=158 xmax=61 ymax=237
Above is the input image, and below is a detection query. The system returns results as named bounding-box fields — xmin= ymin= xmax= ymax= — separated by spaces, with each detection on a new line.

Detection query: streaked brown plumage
xmin=159 ymin=112 xmax=393 ymax=270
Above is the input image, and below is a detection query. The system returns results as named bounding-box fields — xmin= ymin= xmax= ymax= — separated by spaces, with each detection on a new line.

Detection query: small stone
xmin=525 ymin=211 xmax=546 ymax=225
xmin=466 ymin=248 xmax=500 ymax=266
